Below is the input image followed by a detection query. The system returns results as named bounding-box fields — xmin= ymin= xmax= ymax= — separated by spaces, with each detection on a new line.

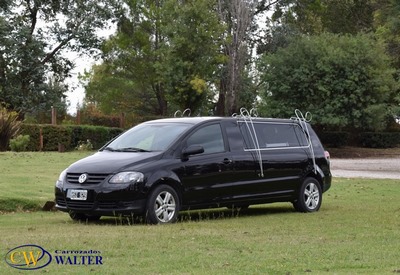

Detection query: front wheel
xmin=145 ymin=185 xmax=180 ymax=224
xmin=293 ymin=178 xmax=322 ymax=212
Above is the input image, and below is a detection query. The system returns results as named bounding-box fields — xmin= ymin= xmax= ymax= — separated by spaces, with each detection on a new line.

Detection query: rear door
xmin=232 ymin=121 xmax=310 ymax=199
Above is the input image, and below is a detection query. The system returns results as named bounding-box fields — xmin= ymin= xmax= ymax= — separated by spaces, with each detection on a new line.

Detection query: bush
xmin=42 ymin=125 xmax=72 ymax=151
xmin=259 ymin=33 xmax=399 ymax=131
xmin=318 ymin=131 xmax=349 ymax=148
xmin=9 ymin=135 xmax=30 ymax=152
xmin=76 ymin=139 xmax=94 ymax=151
xmin=0 ymin=107 xmax=21 ymax=151
xmin=19 ymin=124 xmax=123 ymax=151
xmin=359 ymin=132 xmax=400 ymax=148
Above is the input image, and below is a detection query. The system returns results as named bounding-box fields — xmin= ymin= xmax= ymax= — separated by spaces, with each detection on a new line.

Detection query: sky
xmin=65 ymin=52 xmax=95 ymax=115
xmin=64 ymin=26 xmax=116 ymax=115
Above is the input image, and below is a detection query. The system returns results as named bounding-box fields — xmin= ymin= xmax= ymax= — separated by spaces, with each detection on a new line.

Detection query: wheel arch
xmin=144 ymin=170 xmax=183 ymax=207
xmin=304 ymin=165 xmax=325 ymax=190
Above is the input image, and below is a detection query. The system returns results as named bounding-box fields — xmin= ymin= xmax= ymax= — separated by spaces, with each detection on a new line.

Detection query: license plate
xmin=67 ymin=189 xmax=88 ymax=201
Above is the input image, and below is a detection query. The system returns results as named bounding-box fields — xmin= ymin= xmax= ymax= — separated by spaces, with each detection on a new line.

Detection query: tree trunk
xmin=154 ymin=83 xmax=168 ymax=116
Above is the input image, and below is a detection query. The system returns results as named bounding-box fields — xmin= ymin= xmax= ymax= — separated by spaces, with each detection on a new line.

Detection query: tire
xmin=69 ymin=211 xmax=101 ymax=222
xmin=145 ymin=185 xmax=180 ymax=224
xmin=293 ymin=177 xmax=322 ymax=213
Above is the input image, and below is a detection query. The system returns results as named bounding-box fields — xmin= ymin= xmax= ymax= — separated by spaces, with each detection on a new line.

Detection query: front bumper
xmin=55 ymin=185 xmax=146 ymax=216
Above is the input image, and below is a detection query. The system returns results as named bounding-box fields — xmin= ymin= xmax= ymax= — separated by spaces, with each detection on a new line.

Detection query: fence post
xmin=39 ymin=127 xmax=43 ymax=151
xmin=120 ymin=112 xmax=125 ymax=128
xmin=76 ymin=109 xmax=81 ymax=125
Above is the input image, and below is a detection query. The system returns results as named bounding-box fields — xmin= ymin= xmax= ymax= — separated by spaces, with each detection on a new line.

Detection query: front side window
xmin=186 ymin=124 xmax=225 ymax=154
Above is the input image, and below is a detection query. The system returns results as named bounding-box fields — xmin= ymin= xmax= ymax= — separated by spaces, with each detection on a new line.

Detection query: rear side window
xmin=239 ymin=122 xmax=308 ymax=150
xmin=186 ymin=124 xmax=225 ymax=154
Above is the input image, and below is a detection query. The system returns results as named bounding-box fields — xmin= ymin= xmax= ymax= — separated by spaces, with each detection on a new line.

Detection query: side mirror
xmin=181 ymin=145 xmax=204 ymax=160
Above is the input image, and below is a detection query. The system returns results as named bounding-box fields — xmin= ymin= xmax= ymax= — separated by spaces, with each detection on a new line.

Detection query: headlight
xmin=109 ymin=172 xmax=144 ymax=184
xmin=56 ymin=169 xmax=67 ymax=188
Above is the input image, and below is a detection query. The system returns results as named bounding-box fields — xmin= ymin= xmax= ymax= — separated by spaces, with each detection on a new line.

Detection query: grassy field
xmin=0 ymin=151 xmax=92 ymax=212
xmin=0 ymin=152 xmax=399 ymax=274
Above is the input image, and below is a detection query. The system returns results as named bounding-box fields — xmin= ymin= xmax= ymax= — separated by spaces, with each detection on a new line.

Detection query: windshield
xmin=104 ymin=122 xmax=191 ymax=152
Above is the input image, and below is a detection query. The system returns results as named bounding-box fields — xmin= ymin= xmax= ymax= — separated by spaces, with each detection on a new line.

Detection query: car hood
xmin=67 ymin=151 xmax=163 ymax=174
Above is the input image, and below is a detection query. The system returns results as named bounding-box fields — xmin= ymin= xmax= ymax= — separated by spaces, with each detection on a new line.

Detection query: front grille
xmin=66 ymin=200 xmax=95 ymax=210
xmin=56 ymin=198 xmax=67 ymax=207
xmin=98 ymin=201 xmax=136 ymax=209
xmin=67 ymin=173 xmax=109 ymax=184
xmin=58 ymin=198 xmax=136 ymax=211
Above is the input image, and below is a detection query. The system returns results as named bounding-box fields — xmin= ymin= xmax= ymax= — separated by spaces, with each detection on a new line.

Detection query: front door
xmin=178 ymin=123 xmax=234 ymax=206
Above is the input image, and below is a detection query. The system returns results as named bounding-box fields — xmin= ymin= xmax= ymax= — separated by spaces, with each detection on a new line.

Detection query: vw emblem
xmin=78 ymin=173 xmax=88 ymax=183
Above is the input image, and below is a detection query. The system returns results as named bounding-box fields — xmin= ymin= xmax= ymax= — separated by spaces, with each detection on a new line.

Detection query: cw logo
xmin=5 ymin=244 xmax=52 ymax=270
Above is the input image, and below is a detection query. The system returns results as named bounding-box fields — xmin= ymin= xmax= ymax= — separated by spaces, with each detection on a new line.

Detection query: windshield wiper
xmin=114 ymin=147 xmax=151 ymax=152
xmin=103 ymin=147 xmax=115 ymax=151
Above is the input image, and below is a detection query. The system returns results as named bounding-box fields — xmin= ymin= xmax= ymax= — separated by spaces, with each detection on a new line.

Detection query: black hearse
xmin=55 ymin=111 xmax=331 ymax=224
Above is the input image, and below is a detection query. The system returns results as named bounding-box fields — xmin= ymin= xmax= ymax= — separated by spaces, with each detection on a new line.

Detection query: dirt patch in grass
xmin=327 ymin=146 xmax=400 ymax=158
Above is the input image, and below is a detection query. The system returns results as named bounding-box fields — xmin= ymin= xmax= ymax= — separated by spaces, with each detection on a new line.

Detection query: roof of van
xmin=144 ymin=116 xmax=298 ymax=125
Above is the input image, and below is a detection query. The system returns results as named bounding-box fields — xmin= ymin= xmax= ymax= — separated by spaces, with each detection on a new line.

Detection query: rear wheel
xmin=145 ymin=185 xmax=180 ymax=224
xmin=293 ymin=177 xmax=322 ymax=212
xmin=69 ymin=212 xmax=101 ymax=222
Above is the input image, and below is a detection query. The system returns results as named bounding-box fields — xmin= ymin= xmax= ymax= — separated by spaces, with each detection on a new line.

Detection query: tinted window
xmin=239 ymin=122 xmax=308 ymax=149
xmin=107 ymin=123 xmax=190 ymax=151
xmin=186 ymin=124 xmax=225 ymax=154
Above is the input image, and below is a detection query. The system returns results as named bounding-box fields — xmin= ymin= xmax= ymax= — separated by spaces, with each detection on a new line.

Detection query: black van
xmin=55 ymin=112 xmax=331 ymax=224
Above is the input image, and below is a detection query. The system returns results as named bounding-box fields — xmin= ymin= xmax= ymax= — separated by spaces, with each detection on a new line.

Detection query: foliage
xmin=0 ymin=0 xmax=121 ymax=116
xmin=78 ymin=103 xmax=121 ymax=128
xmin=162 ymin=0 xmax=225 ymax=112
xmin=359 ymin=132 xmax=400 ymax=148
xmin=20 ymin=124 xmax=123 ymax=151
xmin=0 ymin=107 xmax=21 ymax=151
xmin=84 ymin=0 xmax=170 ymax=116
xmin=84 ymin=0 xmax=225 ymax=116
xmin=271 ymin=0 xmax=375 ymax=36
xmin=317 ymin=131 xmax=349 ymax=148
xmin=373 ymin=0 xmax=400 ymax=68
xmin=9 ymin=134 xmax=30 ymax=152
xmin=258 ymin=33 xmax=399 ymax=131
xmin=215 ymin=0 xmax=258 ymax=115
xmin=75 ymin=139 xmax=94 ymax=151
xmin=42 ymin=125 xmax=72 ymax=151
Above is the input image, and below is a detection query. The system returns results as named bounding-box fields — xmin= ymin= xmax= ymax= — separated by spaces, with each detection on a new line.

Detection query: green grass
xmin=0 ymin=152 xmax=399 ymax=274
xmin=0 ymin=151 xmax=92 ymax=211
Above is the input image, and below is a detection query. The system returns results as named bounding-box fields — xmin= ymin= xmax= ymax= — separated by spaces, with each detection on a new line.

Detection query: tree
xmin=0 ymin=0 xmax=120 ymax=117
xmin=270 ymin=0 xmax=375 ymax=35
xmin=162 ymin=0 xmax=225 ymax=113
xmin=81 ymin=62 xmax=159 ymax=116
xmin=215 ymin=0 xmax=257 ymax=115
xmin=374 ymin=0 xmax=400 ymax=68
xmin=257 ymin=0 xmax=376 ymax=56
xmin=86 ymin=0 xmax=225 ymax=116
xmin=258 ymin=33 xmax=399 ymax=131
xmin=95 ymin=0 xmax=172 ymax=116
